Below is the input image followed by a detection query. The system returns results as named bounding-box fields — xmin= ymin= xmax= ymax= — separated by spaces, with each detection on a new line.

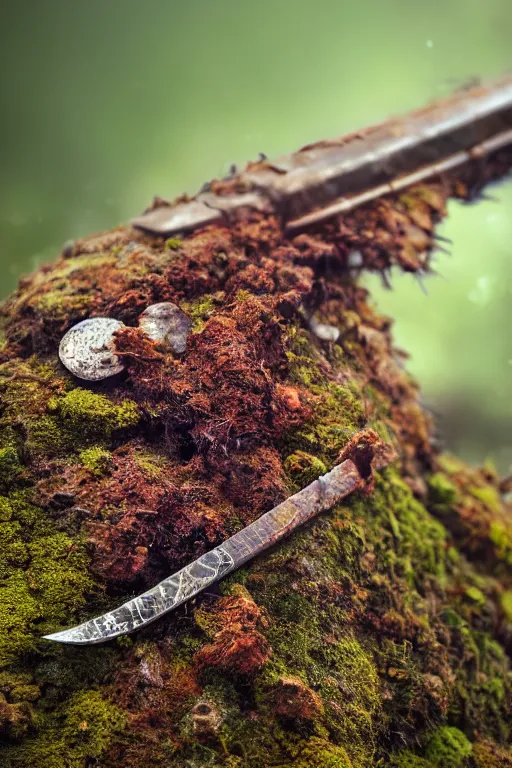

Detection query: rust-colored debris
xmin=271 ymin=675 xmax=324 ymax=721
xmin=194 ymin=591 xmax=271 ymax=676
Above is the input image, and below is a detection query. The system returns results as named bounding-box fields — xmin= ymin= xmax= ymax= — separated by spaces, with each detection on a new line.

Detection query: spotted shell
xmin=59 ymin=317 xmax=126 ymax=381
xmin=138 ymin=302 xmax=192 ymax=354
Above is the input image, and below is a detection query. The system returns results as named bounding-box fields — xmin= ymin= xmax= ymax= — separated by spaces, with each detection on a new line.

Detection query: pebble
xmin=59 ymin=317 xmax=126 ymax=381
xmin=309 ymin=316 xmax=340 ymax=342
xmin=138 ymin=302 xmax=192 ymax=354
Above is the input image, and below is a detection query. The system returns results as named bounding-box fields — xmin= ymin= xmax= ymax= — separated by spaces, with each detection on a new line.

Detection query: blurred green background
xmin=0 ymin=0 xmax=511 ymax=469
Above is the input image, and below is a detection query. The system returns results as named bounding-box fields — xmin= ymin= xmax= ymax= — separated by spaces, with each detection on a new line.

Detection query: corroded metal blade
xmin=131 ymin=76 xmax=512 ymax=236
xmin=43 ymin=458 xmax=364 ymax=645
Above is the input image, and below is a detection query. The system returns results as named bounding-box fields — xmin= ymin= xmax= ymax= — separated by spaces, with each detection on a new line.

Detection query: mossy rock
xmin=425 ymin=726 xmax=472 ymax=767
xmin=0 ymin=191 xmax=511 ymax=767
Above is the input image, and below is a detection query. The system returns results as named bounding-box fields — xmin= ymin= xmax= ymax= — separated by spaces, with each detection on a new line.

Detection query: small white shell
xmin=138 ymin=302 xmax=192 ymax=354
xmin=59 ymin=317 xmax=126 ymax=381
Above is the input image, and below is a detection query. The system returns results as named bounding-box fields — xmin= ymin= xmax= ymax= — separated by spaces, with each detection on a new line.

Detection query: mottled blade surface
xmin=131 ymin=76 xmax=512 ymax=236
xmin=43 ymin=459 xmax=363 ymax=645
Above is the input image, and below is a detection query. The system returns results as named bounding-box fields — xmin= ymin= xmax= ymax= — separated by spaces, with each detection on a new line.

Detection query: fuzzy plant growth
xmin=0 ymin=178 xmax=511 ymax=768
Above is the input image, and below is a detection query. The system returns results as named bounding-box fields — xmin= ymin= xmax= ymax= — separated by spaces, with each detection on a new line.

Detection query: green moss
xmin=2 ymin=222 xmax=512 ymax=767
xmin=78 ymin=446 xmax=113 ymax=476
xmin=436 ymin=454 xmax=465 ymax=475
xmin=12 ymin=253 xmax=117 ymax=325
xmin=0 ymin=496 xmax=13 ymax=521
xmin=390 ymin=751 xmax=435 ymax=768
xmin=7 ymin=689 xmax=126 ymax=767
xmin=25 ymin=414 xmax=67 ymax=457
xmin=165 ymin=237 xmax=182 ymax=250
xmin=428 ymin=473 xmax=459 ymax=506
xmin=25 ymin=388 xmax=141 ymax=458
xmin=234 ymin=289 xmax=252 ymax=303
xmin=424 ymin=726 xmax=472 ymax=768
xmin=472 ymin=740 xmax=512 ymax=768
xmin=182 ymin=294 xmax=216 ymax=333
xmin=354 ymin=471 xmax=510 ymax=742
xmin=50 ymin=388 xmax=140 ymax=440
xmin=258 ymin=615 xmax=380 ymax=765
xmin=447 ymin=546 xmax=460 ymax=563
xmin=0 ymin=321 xmax=7 ymax=353
xmin=279 ymin=325 xmax=369 ymax=467
xmin=216 ymin=533 xmax=380 ymax=765
xmin=354 ymin=468 xmax=447 ymax=583
xmin=0 ymin=446 xmax=22 ymax=486
xmin=0 ymin=520 xmax=29 ymax=577
xmin=132 ymin=449 xmax=169 ymax=479
xmin=225 ymin=464 xmax=461 ymax=767
xmin=285 ymin=327 xmax=329 ymax=389
xmin=465 ymin=586 xmax=486 ymax=606
xmin=0 ymin=574 xmax=41 ymax=666
xmin=0 ymin=492 xmax=94 ymax=668
xmin=46 ymin=253 xmax=117 ymax=282
xmin=33 ymin=291 xmax=92 ymax=320
xmin=501 ymin=590 xmax=512 ymax=621
xmin=14 ymin=379 xmax=140 ymax=459
xmin=275 ymin=738 xmax=352 ymax=767
xmin=0 ymin=358 xmax=57 ymax=400
xmin=9 ymin=684 xmax=40 ymax=704
xmin=0 ymin=421 xmax=20 ymax=451
xmin=429 ymin=458 xmax=512 ymax=574
xmin=284 ymin=450 xmax=327 ymax=487
xmin=469 ymin=485 xmax=501 ymax=513
xmin=489 ymin=521 xmax=512 ymax=566
xmin=61 ymin=690 xmax=126 ymax=759
xmin=287 ymin=381 xmax=364 ymax=465
xmin=455 ymin=633 xmax=509 ymax=741
xmin=28 ymin=533 xmax=92 ymax=616
xmin=317 ymin=634 xmax=381 ymax=757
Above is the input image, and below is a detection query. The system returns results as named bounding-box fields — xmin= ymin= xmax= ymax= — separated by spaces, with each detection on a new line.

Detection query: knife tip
xmin=42 ymin=631 xmax=76 ymax=644
xmin=42 ymin=629 xmax=92 ymax=645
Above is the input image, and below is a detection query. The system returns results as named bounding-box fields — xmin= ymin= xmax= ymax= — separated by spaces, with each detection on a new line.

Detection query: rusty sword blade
xmin=131 ymin=76 xmax=512 ymax=237
xmin=43 ymin=453 xmax=385 ymax=645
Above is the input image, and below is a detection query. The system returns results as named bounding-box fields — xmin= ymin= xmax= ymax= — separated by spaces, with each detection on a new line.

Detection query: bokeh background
xmin=0 ymin=0 xmax=511 ymax=469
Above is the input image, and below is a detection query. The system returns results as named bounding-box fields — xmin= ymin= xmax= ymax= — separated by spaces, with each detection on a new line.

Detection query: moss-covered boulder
xmin=1 ymin=183 xmax=511 ymax=767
